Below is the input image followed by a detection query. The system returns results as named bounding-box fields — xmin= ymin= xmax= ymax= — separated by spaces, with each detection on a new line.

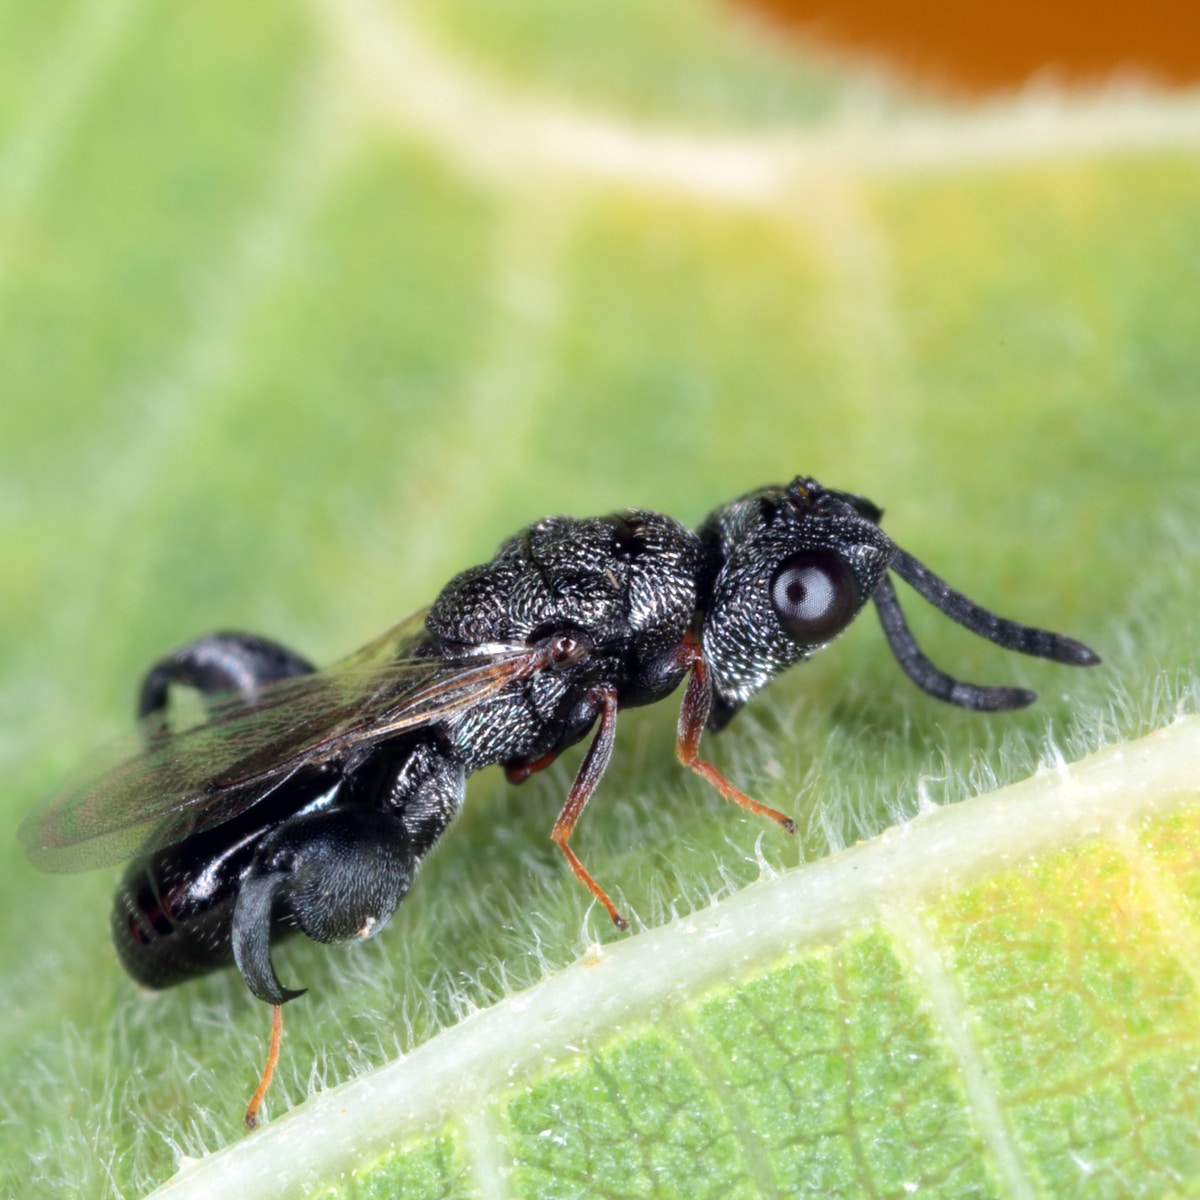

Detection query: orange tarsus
xmin=244 ymin=1003 xmax=283 ymax=1130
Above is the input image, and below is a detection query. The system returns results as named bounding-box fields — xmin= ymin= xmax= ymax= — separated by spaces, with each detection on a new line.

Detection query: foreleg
xmin=668 ymin=642 xmax=796 ymax=834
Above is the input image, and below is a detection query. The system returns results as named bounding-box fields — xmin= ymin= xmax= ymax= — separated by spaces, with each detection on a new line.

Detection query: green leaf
xmin=149 ymin=717 xmax=1200 ymax=1198
xmin=1 ymin=1 xmax=1197 ymax=1197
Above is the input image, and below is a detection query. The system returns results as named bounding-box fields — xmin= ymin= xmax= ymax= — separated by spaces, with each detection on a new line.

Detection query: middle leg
xmin=549 ymin=684 xmax=628 ymax=929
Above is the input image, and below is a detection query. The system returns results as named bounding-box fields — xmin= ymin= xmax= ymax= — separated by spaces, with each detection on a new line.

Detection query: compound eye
xmin=770 ymin=550 xmax=861 ymax=643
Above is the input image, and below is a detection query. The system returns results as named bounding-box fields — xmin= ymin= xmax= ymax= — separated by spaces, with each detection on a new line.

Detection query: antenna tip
xmin=1058 ymin=639 xmax=1102 ymax=667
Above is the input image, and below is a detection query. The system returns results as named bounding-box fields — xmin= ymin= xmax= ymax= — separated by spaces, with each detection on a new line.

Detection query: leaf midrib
xmin=147 ymin=713 xmax=1200 ymax=1198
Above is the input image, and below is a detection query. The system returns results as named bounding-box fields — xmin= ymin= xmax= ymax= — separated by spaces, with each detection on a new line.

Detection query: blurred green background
xmin=1 ymin=0 xmax=1198 ymax=1195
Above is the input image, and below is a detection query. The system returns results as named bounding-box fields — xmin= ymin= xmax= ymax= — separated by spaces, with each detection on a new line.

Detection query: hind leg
xmin=230 ymin=741 xmax=467 ymax=1005
xmin=137 ymin=631 xmax=314 ymax=731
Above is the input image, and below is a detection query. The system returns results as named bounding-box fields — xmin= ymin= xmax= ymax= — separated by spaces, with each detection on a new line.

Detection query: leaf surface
xmin=1 ymin=1 xmax=1197 ymax=1196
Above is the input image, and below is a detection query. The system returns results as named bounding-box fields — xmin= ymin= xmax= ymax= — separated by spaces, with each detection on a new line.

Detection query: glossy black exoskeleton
xmin=21 ymin=477 xmax=1099 ymax=1122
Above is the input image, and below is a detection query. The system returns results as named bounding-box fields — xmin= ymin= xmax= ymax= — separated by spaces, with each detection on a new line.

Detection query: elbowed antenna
xmin=872 ymin=576 xmax=1036 ymax=710
xmin=872 ymin=551 xmax=1100 ymax=711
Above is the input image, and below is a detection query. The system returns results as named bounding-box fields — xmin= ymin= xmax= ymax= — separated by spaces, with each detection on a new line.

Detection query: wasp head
xmin=698 ymin=477 xmax=1098 ymax=731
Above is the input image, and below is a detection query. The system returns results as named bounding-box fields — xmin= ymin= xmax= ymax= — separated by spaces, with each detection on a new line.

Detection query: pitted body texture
xmin=19 ymin=478 xmax=1096 ymax=1016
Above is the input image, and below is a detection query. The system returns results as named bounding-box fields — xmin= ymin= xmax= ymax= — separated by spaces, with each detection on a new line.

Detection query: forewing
xmin=21 ymin=624 xmax=534 ymax=873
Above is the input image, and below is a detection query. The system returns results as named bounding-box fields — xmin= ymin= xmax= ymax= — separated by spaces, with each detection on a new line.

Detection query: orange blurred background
xmin=742 ymin=0 xmax=1200 ymax=93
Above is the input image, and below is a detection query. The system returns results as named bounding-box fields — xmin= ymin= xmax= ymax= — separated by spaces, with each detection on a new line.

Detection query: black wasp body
xmin=22 ymin=477 xmax=1098 ymax=1120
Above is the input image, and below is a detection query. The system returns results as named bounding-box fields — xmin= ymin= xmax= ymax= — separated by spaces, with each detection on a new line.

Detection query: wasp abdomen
xmin=111 ymin=858 xmax=241 ymax=990
xmin=109 ymin=808 xmax=296 ymax=991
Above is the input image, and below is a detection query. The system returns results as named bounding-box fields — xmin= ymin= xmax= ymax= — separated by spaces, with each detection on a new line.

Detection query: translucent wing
xmin=20 ymin=615 xmax=537 ymax=873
